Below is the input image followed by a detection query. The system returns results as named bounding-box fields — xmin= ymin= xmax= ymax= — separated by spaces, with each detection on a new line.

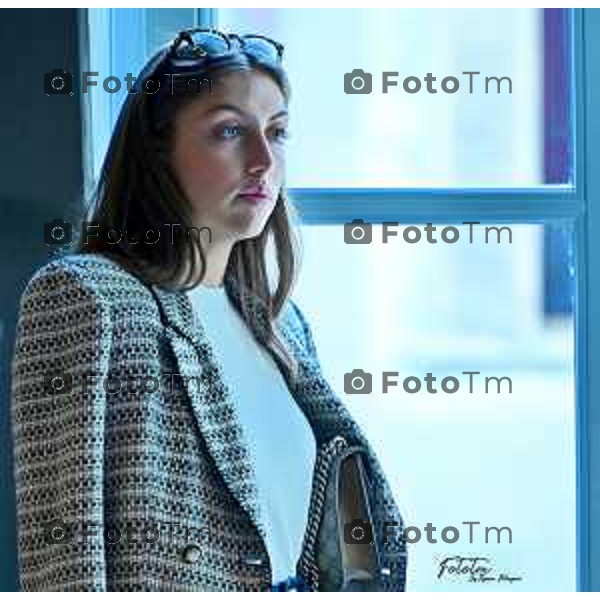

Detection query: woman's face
xmin=170 ymin=69 xmax=288 ymax=244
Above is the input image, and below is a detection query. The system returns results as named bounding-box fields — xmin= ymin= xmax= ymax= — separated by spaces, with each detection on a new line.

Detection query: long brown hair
xmin=66 ymin=38 xmax=302 ymax=379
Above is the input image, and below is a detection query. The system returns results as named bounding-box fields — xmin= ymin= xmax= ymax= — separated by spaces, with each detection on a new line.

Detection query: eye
xmin=216 ymin=123 xmax=244 ymax=139
xmin=270 ymin=125 xmax=290 ymax=143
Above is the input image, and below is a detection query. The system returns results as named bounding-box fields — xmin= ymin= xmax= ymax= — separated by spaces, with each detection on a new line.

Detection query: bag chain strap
xmin=297 ymin=434 xmax=349 ymax=591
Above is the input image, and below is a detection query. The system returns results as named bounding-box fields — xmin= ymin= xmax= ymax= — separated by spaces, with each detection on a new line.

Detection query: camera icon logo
xmin=344 ymin=519 xmax=374 ymax=545
xmin=44 ymin=219 xmax=74 ymax=247
xmin=344 ymin=369 xmax=372 ymax=395
xmin=43 ymin=519 xmax=76 ymax=546
xmin=44 ymin=69 xmax=74 ymax=96
xmin=344 ymin=219 xmax=372 ymax=244
xmin=44 ymin=370 xmax=74 ymax=397
xmin=344 ymin=69 xmax=372 ymax=94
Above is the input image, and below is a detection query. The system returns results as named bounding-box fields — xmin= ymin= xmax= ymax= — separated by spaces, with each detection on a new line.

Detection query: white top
xmin=186 ymin=283 xmax=317 ymax=585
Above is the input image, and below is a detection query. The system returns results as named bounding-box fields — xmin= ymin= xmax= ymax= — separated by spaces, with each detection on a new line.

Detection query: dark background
xmin=0 ymin=9 xmax=84 ymax=590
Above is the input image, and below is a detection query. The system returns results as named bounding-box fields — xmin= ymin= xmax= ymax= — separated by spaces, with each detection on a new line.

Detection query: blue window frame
xmin=544 ymin=9 xmax=574 ymax=318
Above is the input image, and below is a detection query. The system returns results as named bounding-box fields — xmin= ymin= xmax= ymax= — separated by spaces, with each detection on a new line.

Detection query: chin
xmin=235 ymin=225 xmax=268 ymax=241
xmin=227 ymin=213 xmax=273 ymax=241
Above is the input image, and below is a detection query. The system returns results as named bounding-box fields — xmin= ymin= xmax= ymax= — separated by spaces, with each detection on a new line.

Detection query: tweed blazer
xmin=11 ymin=252 xmax=407 ymax=591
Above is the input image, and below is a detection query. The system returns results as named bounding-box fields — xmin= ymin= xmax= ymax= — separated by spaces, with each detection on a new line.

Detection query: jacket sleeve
xmin=10 ymin=264 xmax=113 ymax=591
xmin=287 ymin=299 xmax=408 ymax=591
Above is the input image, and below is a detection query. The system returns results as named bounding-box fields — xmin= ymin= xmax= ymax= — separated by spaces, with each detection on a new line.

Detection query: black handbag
xmin=315 ymin=436 xmax=382 ymax=591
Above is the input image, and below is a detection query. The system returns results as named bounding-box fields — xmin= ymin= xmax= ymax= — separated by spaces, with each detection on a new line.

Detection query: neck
xmin=188 ymin=233 xmax=235 ymax=288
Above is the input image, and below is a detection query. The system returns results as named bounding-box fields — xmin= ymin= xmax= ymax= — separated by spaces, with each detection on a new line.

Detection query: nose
xmin=245 ymin=131 xmax=274 ymax=176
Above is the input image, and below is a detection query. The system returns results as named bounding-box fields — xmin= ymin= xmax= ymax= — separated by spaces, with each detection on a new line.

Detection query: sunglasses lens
xmin=175 ymin=31 xmax=230 ymax=60
xmin=241 ymin=37 xmax=282 ymax=62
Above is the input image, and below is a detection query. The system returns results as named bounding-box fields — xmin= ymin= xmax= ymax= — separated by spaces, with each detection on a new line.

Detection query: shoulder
xmin=19 ymin=252 xmax=154 ymax=309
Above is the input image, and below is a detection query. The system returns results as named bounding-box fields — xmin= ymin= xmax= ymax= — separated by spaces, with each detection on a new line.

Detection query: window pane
xmin=146 ymin=8 xmax=198 ymax=50
xmin=87 ymin=8 xmax=198 ymax=179
xmin=291 ymin=222 xmax=575 ymax=591
xmin=219 ymin=8 xmax=572 ymax=187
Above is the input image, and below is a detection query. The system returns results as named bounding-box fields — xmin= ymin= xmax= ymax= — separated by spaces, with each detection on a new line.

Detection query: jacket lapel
xmin=149 ymin=280 xmax=268 ymax=546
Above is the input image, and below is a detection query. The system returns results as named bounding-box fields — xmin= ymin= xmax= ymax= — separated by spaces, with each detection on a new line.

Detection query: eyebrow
xmin=202 ymin=103 xmax=288 ymax=120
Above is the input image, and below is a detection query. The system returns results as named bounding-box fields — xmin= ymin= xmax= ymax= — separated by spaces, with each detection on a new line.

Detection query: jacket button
xmin=182 ymin=544 xmax=201 ymax=564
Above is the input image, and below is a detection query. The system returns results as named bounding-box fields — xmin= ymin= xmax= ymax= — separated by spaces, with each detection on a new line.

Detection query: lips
xmin=238 ymin=187 xmax=267 ymax=197
xmin=238 ymin=191 xmax=267 ymax=198
xmin=237 ymin=185 xmax=269 ymax=202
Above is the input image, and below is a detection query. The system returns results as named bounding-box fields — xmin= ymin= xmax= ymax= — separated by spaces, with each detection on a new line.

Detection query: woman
xmin=11 ymin=28 xmax=407 ymax=591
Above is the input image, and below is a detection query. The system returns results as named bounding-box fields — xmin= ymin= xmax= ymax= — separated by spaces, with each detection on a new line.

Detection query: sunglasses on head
xmin=167 ymin=28 xmax=284 ymax=67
